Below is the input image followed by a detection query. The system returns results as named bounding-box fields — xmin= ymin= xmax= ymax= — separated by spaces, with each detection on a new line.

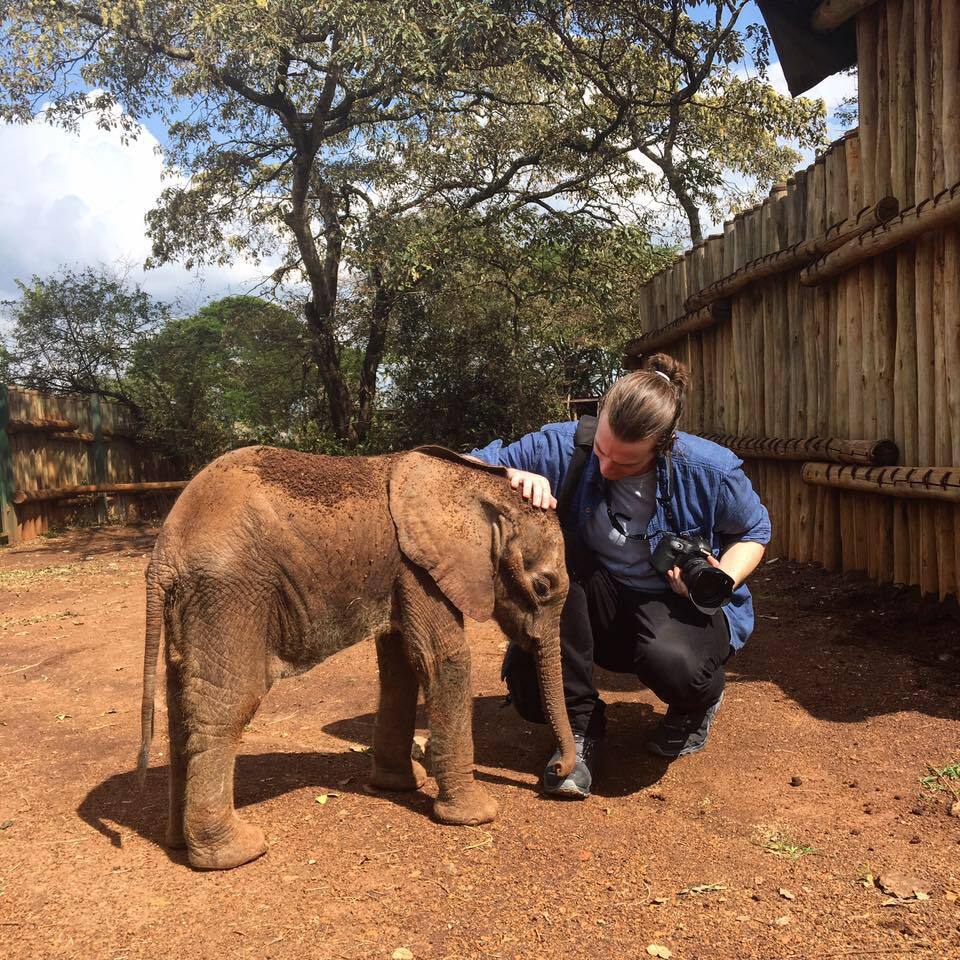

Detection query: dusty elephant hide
xmin=137 ymin=444 xmax=574 ymax=870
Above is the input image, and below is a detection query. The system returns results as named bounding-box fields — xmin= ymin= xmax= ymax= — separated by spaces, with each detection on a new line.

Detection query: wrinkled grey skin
xmin=137 ymin=445 xmax=574 ymax=870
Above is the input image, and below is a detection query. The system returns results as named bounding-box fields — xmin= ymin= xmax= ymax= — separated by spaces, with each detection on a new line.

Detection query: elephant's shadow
xmin=76 ymin=691 xmax=668 ymax=857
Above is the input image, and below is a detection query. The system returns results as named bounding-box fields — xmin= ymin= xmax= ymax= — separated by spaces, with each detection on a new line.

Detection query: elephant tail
xmin=137 ymin=556 xmax=173 ymax=787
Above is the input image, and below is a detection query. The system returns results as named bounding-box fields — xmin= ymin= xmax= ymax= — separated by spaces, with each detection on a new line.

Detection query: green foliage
xmin=921 ymin=763 xmax=960 ymax=792
xmin=2 ymin=266 xmax=167 ymax=409
xmin=126 ymin=297 xmax=308 ymax=467
xmin=754 ymin=827 xmax=819 ymax=860
xmin=3 ymin=270 xmax=332 ymax=470
xmin=380 ymin=218 xmax=673 ymax=449
xmin=0 ymin=1 xmax=829 ymax=444
xmin=0 ymin=342 xmax=13 ymax=384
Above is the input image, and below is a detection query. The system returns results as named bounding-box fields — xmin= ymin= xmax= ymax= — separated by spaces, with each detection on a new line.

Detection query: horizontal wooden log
xmin=49 ymin=431 xmax=96 ymax=443
xmin=801 ymin=181 xmax=960 ymax=284
xmin=13 ymin=480 xmax=189 ymax=505
xmin=624 ymin=302 xmax=731 ymax=362
xmin=6 ymin=417 xmax=77 ymax=433
xmin=684 ymin=197 xmax=898 ymax=312
xmin=802 ymin=463 xmax=960 ymax=503
xmin=812 ymin=0 xmax=880 ymax=32
xmin=700 ymin=435 xmax=899 ymax=466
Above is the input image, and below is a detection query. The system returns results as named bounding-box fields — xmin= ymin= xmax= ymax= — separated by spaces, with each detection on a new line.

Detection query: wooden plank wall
xmin=635 ymin=0 xmax=960 ymax=599
xmin=1 ymin=386 xmax=180 ymax=544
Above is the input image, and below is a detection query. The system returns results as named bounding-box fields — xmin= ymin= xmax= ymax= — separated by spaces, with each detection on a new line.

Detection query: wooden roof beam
xmin=812 ymin=0 xmax=880 ymax=32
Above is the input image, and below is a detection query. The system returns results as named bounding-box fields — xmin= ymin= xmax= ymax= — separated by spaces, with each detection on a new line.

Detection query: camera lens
xmin=683 ymin=560 xmax=735 ymax=607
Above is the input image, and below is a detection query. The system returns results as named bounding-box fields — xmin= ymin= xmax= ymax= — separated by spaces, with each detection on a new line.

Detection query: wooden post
xmin=858 ymin=5 xmax=885 ymax=579
xmin=90 ymin=395 xmax=108 ymax=526
xmin=0 ymin=386 xmax=19 ymax=544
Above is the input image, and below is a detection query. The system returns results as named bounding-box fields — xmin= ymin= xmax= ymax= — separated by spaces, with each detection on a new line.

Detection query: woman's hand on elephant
xmin=666 ymin=553 xmax=722 ymax=598
xmin=504 ymin=468 xmax=557 ymax=510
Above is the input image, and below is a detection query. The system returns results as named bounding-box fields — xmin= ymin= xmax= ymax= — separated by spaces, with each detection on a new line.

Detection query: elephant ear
xmin=389 ymin=448 xmax=510 ymax=622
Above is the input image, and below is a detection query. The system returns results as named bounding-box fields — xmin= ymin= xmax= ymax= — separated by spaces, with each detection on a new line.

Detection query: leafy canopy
xmin=0 ymin=1 xmax=829 ymax=445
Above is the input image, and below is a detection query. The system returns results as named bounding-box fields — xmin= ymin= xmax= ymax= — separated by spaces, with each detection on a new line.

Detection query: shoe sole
xmin=645 ymin=740 xmax=707 ymax=759
xmin=542 ymin=784 xmax=590 ymax=799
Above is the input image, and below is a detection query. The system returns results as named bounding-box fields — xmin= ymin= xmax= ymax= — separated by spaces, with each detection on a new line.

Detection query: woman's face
xmin=593 ymin=412 xmax=659 ymax=481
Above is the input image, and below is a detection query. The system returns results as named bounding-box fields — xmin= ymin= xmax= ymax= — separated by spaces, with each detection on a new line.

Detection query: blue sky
xmin=0 ymin=3 xmax=855 ymax=313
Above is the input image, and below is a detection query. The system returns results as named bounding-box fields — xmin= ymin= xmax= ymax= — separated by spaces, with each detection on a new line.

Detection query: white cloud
xmin=0 ymin=105 xmax=277 ymax=308
xmin=765 ymin=59 xmax=858 ymax=118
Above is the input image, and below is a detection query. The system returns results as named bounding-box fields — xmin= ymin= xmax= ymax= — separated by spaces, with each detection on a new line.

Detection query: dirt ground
xmin=1 ymin=525 xmax=959 ymax=960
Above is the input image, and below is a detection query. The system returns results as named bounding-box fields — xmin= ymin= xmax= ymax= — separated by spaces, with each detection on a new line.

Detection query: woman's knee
xmin=639 ymin=645 xmax=724 ymax=711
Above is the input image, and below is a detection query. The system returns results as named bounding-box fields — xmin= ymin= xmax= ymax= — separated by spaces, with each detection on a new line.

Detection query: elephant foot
xmin=433 ymin=783 xmax=499 ymax=826
xmin=369 ymin=759 xmax=427 ymax=792
xmin=186 ymin=818 xmax=267 ymax=871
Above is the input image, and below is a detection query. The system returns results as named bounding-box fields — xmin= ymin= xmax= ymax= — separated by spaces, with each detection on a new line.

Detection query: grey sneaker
xmin=646 ymin=692 xmax=724 ymax=758
xmin=542 ymin=733 xmax=601 ymax=799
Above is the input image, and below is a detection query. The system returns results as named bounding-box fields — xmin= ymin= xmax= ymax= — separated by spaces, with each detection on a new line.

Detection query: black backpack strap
xmin=556 ymin=415 xmax=597 ymax=520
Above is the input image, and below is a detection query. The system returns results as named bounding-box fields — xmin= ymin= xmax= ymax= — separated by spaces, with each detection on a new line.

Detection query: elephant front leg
xmin=426 ymin=641 xmax=498 ymax=826
xmin=397 ymin=562 xmax=498 ymax=826
xmin=369 ymin=633 xmax=427 ymax=792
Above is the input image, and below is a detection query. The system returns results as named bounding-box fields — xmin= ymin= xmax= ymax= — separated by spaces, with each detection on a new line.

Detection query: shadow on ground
xmin=729 ymin=561 xmax=960 ymax=724
xmin=76 ymin=747 xmax=428 ymax=862
xmin=76 ymin=692 xmax=671 ymax=863
xmin=2 ymin=524 xmax=159 ymax=561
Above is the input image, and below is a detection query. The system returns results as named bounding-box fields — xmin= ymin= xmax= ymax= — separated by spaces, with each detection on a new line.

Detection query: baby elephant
xmin=137 ymin=444 xmax=574 ymax=870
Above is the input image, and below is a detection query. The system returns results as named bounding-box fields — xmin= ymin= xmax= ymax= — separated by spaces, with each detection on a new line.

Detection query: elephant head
xmin=389 ymin=447 xmax=575 ymax=778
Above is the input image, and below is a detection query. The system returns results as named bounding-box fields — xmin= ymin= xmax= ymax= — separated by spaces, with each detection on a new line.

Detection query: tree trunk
xmin=355 ymin=271 xmax=394 ymax=443
xmin=304 ymin=299 xmax=356 ymax=445
xmin=286 ymin=151 xmax=359 ymax=445
xmin=665 ymin=170 xmax=704 ymax=245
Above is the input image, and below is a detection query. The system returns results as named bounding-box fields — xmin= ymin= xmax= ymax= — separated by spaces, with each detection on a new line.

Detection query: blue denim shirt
xmin=469 ymin=421 xmax=771 ymax=651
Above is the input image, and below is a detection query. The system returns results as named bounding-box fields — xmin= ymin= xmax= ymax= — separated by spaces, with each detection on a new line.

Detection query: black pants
xmin=504 ymin=545 xmax=732 ymax=739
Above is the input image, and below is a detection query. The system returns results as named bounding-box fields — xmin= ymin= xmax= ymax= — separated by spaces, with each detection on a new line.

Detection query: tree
xmin=380 ymin=216 xmax=672 ymax=449
xmin=129 ymin=295 xmax=323 ymax=468
xmin=2 ymin=266 xmax=167 ymax=413
xmin=4 ymin=270 xmax=323 ymax=470
xmin=0 ymin=1 xmax=826 ymax=445
xmin=530 ymin=0 xmax=827 ymax=242
xmin=0 ymin=343 xmax=13 ymax=385
xmin=1 ymin=1 xmax=606 ymax=444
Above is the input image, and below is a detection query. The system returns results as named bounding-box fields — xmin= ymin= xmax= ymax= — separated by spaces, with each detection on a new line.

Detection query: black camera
xmin=651 ymin=533 xmax=735 ymax=608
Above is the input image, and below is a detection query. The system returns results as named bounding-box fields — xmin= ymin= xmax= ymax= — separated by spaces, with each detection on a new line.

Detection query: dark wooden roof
xmin=756 ymin=0 xmax=858 ymax=96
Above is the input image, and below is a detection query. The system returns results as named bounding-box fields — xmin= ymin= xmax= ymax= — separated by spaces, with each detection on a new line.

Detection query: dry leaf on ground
xmin=878 ymin=872 xmax=928 ymax=900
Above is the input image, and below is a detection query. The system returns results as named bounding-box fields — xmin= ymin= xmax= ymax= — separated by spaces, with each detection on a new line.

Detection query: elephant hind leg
xmin=176 ymin=606 xmax=270 ymax=870
xmin=183 ymin=740 xmax=267 ymax=871
xmin=369 ymin=633 xmax=427 ymax=792
xmin=164 ymin=645 xmax=188 ymax=850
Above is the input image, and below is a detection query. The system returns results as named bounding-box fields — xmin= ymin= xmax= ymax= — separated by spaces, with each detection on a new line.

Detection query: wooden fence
xmin=626 ymin=0 xmax=960 ymax=601
xmin=0 ymin=385 xmax=186 ymax=545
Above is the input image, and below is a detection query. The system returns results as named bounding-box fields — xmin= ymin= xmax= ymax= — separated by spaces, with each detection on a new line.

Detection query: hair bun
xmin=644 ymin=352 xmax=690 ymax=394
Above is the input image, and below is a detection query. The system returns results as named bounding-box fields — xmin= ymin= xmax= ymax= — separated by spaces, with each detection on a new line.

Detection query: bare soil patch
xmin=1 ymin=526 xmax=959 ymax=959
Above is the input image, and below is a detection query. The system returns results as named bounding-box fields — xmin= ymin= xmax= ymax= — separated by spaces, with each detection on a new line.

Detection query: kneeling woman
xmin=468 ymin=354 xmax=770 ymax=798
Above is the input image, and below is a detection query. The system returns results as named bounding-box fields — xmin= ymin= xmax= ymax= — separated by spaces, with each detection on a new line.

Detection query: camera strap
xmin=556 ymin=414 xmax=598 ymax=521
xmin=657 ymin=449 xmax=680 ymax=534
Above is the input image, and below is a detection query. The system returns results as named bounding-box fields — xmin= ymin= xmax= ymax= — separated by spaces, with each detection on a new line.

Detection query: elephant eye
xmin=533 ymin=577 xmax=551 ymax=599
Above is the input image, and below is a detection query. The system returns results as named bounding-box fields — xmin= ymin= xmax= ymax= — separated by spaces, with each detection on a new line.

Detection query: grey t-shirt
xmin=582 ymin=470 xmax=664 ymax=591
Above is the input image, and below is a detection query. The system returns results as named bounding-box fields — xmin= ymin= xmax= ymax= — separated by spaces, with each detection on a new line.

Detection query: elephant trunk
xmin=535 ymin=629 xmax=576 ymax=778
